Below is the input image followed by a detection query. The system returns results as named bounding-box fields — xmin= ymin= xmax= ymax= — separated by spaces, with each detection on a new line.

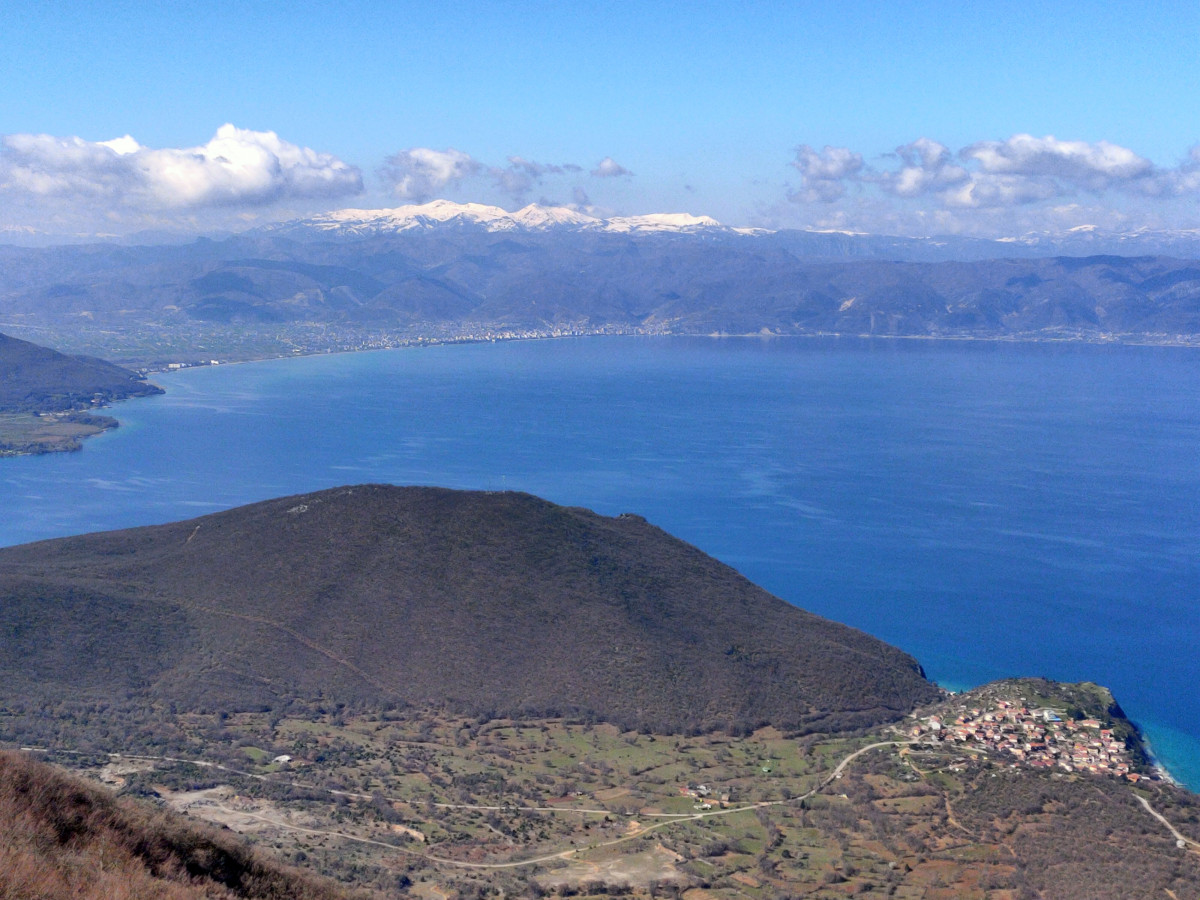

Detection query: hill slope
xmin=0 ymin=750 xmax=355 ymax=900
xmin=0 ymin=485 xmax=938 ymax=733
xmin=0 ymin=330 xmax=162 ymax=412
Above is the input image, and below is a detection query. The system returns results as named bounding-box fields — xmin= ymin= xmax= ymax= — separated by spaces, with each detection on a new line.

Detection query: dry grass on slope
xmin=0 ymin=751 xmax=356 ymax=900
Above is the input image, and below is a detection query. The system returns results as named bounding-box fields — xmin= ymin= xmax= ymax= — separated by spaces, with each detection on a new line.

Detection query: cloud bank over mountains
xmin=0 ymin=125 xmax=362 ymax=210
xmin=785 ymin=135 xmax=1200 ymax=235
xmin=378 ymin=147 xmax=627 ymax=204
xmin=3 ymin=124 xmax=1200 ymax=240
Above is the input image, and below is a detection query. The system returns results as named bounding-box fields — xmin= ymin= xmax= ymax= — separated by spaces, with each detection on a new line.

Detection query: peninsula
xmin=0 ymin=330 xmax=162 ymax=455
xmin=1 ymin=486 xmax=1197 ymax=898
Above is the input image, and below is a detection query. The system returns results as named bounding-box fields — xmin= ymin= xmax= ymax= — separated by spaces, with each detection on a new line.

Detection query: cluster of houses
xmin=679 ymin=783 xmax=731 ymax=810
xmin=910 ymin=699 xmax=1150 ymax=781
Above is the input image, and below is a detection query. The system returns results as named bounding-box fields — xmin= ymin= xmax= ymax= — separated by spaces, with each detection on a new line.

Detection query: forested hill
xmin=0 ymin=485 xmax=939 ymax=733
xmin=0 ymin=331 xmax=162 ymax=412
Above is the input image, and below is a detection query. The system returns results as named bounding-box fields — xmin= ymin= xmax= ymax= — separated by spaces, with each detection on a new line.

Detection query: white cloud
xmin=0 ymin=124 xmax=362 ymax=209
xmin=380 ymin=148 xmax=623 ymax=203
xmin=789 ymin=145 xmax=864 ymax=202
xmin=379 ymin=147 xmax=482 ymax=202
xmin=591 ymin=157 xmax=633 ymax=178
xmin=878 ymin=138 xmax=969 ymax=198
xmin=961 ymin=134 xmax=1154 ymax=184
xmin=780 ymin=135 xmax=1200 ymax=234
xmin=786 ymin=135 xmax=1194 ymax=212
xmin=939 ymin=173 xmax=1061 ymax=209
xmin=491 ymin=156 xmax=582 ymax=199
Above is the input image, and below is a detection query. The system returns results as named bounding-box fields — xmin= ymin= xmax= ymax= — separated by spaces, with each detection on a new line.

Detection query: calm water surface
xmin=2 ymin=337 xmax=1198 ymax=785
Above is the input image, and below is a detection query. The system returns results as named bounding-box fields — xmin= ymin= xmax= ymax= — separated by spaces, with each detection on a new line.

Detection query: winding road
xmin=19 ymin=738 xmax=1199 ymax=871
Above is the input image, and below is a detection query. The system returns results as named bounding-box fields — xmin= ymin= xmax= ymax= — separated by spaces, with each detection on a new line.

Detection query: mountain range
xmin=3 ymin=202 xmax=1200 ymax=357
xmin=268 ymin=201 xmax=1200 ymax=258
xmin=9 ymin=201 xmax=1200 ymax=260
xmin=268 ymin=199 xmax=737 ymax=237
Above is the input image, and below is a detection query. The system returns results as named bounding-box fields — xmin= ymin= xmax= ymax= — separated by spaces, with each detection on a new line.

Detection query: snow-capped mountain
xmin=271 ymin=199 xmax=742 ymax=237
xmin=995 ymin=224 xmax=1200 ymax=255
xmin=271 ymin=201 xmax=1200 ymax=255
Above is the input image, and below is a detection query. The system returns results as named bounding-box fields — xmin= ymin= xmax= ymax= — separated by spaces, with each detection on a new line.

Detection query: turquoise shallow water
xmin=2 ymin=336 xmax=1198 ymax=786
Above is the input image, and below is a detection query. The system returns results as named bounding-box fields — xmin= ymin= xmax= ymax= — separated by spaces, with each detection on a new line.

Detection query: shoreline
xmin=122 ymin=325 xmax=1200 ymax=376
xmin=16 ymin=322 xmax=1168 ymax=458
xmin=5 ymin=317 xmax=1200 ymax=376
xmin=2 ymin=332 xmax=1197 ymax=795
xmin=0 ymin=411 xmax=121 ymax=458
xmin=1139 ymin=730 xmax=1185 ymax=788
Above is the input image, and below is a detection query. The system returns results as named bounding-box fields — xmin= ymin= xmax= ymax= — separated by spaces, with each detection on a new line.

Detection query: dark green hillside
xmin=0 ymin=485 xmax=938 ymax=733
xmin=0 ymin=330 xmax=162 ymax=413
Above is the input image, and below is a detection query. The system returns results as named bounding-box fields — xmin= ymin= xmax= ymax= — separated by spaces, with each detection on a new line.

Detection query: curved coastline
xmin=0 ymin=335 xmax=1197 ymax=792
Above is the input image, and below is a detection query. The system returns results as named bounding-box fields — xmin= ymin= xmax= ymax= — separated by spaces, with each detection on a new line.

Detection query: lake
xmin=2 ymin=336 xmax=1198 ymax=786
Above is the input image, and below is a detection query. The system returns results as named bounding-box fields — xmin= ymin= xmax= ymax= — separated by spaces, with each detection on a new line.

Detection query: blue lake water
xmin=2 ymin=336 xmax=1198 ymax=786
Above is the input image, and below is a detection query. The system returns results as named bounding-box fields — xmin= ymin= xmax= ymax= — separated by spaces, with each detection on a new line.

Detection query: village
xmin=908 ymin=698 xmax=1155 ymax=782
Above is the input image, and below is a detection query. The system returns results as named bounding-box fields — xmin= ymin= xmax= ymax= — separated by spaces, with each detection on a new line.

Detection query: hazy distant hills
xmin=0 ymin=331 xmax=162 ymax=413
xmin=0 ymin=485 xmax=938 ymax=733
xmin=2 ymin=205 xmax=1200 ymax=343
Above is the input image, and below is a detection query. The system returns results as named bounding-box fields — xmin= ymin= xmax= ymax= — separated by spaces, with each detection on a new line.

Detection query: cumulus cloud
xmin=379 ymin=147 xmax=482 ymax=202
xmin=379 ymin=148 xmax=595 ymax=203
xmin=0 ymin=124 xmax=362 ymax=208
xmin=962 ymin=134 xmax=1155 ymax=183
xmin=1169 ymin=145 xmax=1200 ymax=196
xmin=774 ymin=134 xmax=1200 ymax=236
xmin=878 ymin=138 xmax=969 ymax=198
xmin=789 ymin=145 xmax=864 ymax=202
xmin=787 ymin=134 xmax=1200 ymax=218
xmin=591 ymin=156 xmax=633 ymax=178
xmin=491 ymin=156 xmax=583 ymax=199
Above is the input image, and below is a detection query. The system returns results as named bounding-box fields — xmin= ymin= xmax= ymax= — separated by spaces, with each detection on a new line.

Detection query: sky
xmin=3 ymin=0 xmax=1200 ymax=239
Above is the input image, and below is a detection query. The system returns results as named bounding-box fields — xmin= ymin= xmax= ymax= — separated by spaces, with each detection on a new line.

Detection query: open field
xmin=15 ymin=689 xmax=1200 ymax=899
xmin=0 ymin=411 xmax=117 ymax=455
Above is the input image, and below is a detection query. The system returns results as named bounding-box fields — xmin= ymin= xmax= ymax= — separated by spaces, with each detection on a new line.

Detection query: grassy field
xmin=0 ymin=411 xmax=116 ymax=455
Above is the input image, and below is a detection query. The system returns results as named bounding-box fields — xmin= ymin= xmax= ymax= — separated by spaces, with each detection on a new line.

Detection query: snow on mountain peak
xmin=314 ymin=200 xmax=515 ymax=232
xmin=602 ymin=212 xmax=723 ymax=233
xmin=509 ymin=204 xmax=602 ymax=229
xmin=283 ymin=201 xmax=734 ymax=236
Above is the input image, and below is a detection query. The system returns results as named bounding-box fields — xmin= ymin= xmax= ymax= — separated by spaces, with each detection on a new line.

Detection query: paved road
xmin=1135 ymin=795 xmax=1200 ymax=852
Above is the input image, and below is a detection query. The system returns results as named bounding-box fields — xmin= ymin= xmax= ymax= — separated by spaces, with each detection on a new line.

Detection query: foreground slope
xmin=0 ymin=750 xmax=355 ymax=900
xmin=0 ymin=485 xmax=938 ymax=732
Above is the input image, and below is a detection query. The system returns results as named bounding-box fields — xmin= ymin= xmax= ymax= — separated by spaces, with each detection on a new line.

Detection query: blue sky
xmin=3 ymin=1 xmax=1200 ymax=237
